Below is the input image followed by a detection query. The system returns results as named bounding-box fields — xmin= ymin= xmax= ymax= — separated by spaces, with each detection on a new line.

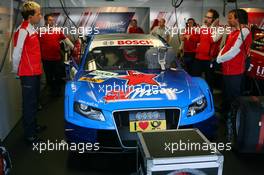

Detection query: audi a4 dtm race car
xmin=64 ymin=34 xmax=215 ymax=150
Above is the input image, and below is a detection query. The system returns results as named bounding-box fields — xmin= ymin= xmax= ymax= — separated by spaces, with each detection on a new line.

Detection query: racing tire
xmin=229 ymin=100 xmax=245 ymax=152
xmin=0 ymin=141 xmax=11 ymax=175
xmin=230 ymin=96 xmax=264 ymax=153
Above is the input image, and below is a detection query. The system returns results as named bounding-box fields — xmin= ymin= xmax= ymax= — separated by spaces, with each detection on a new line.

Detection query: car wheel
xmin=229 ymin=97 xmax=262 ymax=153
xmin=231 ymin=105 xmax=246 ymax=152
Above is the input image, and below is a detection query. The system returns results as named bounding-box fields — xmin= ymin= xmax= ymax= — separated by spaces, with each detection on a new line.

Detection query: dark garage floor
xmin=3 ymin=88 xmax=264 ymax=175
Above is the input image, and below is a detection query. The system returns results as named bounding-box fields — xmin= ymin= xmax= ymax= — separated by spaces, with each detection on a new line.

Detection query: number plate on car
xmin=129 ymin=110 xmax=166 ymax=132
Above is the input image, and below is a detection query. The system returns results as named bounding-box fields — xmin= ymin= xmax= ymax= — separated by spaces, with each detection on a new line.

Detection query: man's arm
xmin=150 ymin=26 xmax=157 ymax=35
xmin=127 ymin=27 xmax=131 ymax=33
xmin=12 ymin=29 xmax=27 ymax=73
xmin=217 ymin=28 xmax=250 ymax=63
xmin=165 ymin=28 xmax=171 ymax=43
xmin=210 ymin=19 xmax=221 ymax=42
xmin=59 ymin=29 xmax=74 ymax=49
xmin=63 ymin=38 xmax=74 ymax=50
xmin=211 ymin=27 xmax=223 ymax=43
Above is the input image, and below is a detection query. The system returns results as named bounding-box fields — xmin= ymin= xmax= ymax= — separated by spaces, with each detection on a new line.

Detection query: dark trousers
xmin=183 ymin=52 xmax=195 ymax=74
xmin=191 ymin=59 xmax=214 ymax=92
xmin=222 ymin=74 xmax=243 ymax=113
xmin=20 ymin=76 xmax=40 ymax=138
xmin=42 ymin=60 xmax=62 ymax=95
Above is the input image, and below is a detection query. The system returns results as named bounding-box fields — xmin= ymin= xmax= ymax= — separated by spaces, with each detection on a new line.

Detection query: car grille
xmin=113 ymin=109 xmax=180 ymax=148
xmin=65 ymin=121 xmax=121 ymax=149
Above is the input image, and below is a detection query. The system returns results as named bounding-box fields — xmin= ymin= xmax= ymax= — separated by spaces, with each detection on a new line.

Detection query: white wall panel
xmin=0 ymin=2 xmax=21 ymax=140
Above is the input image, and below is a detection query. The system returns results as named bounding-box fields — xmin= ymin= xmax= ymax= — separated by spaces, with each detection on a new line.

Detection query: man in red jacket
xmin=39 ymin=13 xmax=73 ymax=97
xmin=180 ymin=18 xmax=199 ymax=74
xmin=12 ymin=1 xmax=43 ymax=143
xmin=184 ymin=9 xmax=222 ymax=91
xmin=217 ymin=9 xmax=252 ymax=116
xmin=127 ymin=19 xmax=144 ymax=34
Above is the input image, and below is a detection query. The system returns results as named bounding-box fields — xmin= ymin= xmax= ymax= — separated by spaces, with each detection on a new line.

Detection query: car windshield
xmin=85 ymin=46 xmax=178 ymax=71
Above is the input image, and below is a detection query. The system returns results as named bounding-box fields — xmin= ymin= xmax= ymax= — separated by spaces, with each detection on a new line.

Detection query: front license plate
xmin=129 ymin=110 xmax=166 ymax=132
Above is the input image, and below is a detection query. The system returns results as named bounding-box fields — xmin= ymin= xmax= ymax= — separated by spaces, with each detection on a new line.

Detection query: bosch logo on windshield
xmin=117 ymin=40 xmax=153 ymax=45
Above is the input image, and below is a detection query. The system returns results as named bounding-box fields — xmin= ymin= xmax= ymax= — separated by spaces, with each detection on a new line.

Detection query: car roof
xmin=90 ymin=34 xmax=165 ymax=50
xmin=93 ymin=34 xmax=160 ymax=41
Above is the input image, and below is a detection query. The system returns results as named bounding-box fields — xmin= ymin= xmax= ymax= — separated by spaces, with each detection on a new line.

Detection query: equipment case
xmin=137 ymin=129 xmax=224 ymax=175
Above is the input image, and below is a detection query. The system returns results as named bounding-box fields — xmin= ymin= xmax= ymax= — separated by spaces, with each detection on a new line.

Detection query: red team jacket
xmin=183 ymin=28 xmax=198 ymax=53
xmin=128 ymin=27 xmax=144 ymax=34
xmin=218 ymin=27 xmax=252 ymax=75
xmin=13 ymin=20 xmax=42 ymax=76
xmin=190 ymin=26 xmax=221 ymax=61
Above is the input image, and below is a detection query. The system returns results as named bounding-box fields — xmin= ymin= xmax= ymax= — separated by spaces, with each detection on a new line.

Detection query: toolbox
xmin=137 ymin=129 xmax=224 ymax=175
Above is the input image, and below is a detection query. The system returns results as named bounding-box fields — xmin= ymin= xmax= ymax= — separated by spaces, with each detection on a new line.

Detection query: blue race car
xmin=64 ymin=34 xmax=215 ymax=150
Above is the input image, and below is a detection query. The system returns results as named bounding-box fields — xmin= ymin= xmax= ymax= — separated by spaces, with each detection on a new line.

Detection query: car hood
xmin=74 ymin=69 xmax=204 ymax=110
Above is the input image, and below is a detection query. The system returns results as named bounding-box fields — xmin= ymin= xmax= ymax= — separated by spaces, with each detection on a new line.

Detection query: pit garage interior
xmin=0 ymin=0 xmax=264 ymax=175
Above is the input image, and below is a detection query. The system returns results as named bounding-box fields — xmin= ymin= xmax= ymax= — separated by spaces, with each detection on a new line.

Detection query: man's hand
xmin=216 ymin=57 xmax=222 ymax=63
xmin=211 ymin=18 xmax=219 ymax=27
xmin=180 ymin=35 xmax=185 ymax=41
xmin=185 ymin=35 xmax=191 ymax=40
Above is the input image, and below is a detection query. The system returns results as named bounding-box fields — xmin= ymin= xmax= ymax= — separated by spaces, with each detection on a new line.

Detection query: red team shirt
xmin=39 ymin=27 xmax=66 ymax=61
xmin=128 ymin=27 xmax=144 ymax=34
xmin=183 ymin=28 xmax=198 ymax=53
xmin=190 ymin=26 xmax=222 ymax=61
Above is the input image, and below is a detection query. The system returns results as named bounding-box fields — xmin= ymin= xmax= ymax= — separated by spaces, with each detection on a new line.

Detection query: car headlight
xmin=187 ymin=97 xmax=207 ymax=117
xmin=74 ymin=102 xmax=105 ymax=121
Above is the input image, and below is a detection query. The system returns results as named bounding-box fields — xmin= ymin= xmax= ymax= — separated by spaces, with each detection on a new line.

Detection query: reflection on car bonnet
xmin=145 ymin=47 xmax=176 ymax=69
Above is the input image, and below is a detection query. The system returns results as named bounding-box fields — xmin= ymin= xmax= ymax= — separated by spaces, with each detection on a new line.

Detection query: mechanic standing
xmin=180 ymin=18 xmax=199 ymax=74
xmin=185 ymin=9 xmax=222 ymax=92
xmin=216 ymin=9 xmax=252 ymax=139
xmin=151 ymin=18 xmax=170 ymax=43
xmin=12 ymin=1 xmax=43 ymax=143
xmin=39 ymin=13 xmax=74 ymax=97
